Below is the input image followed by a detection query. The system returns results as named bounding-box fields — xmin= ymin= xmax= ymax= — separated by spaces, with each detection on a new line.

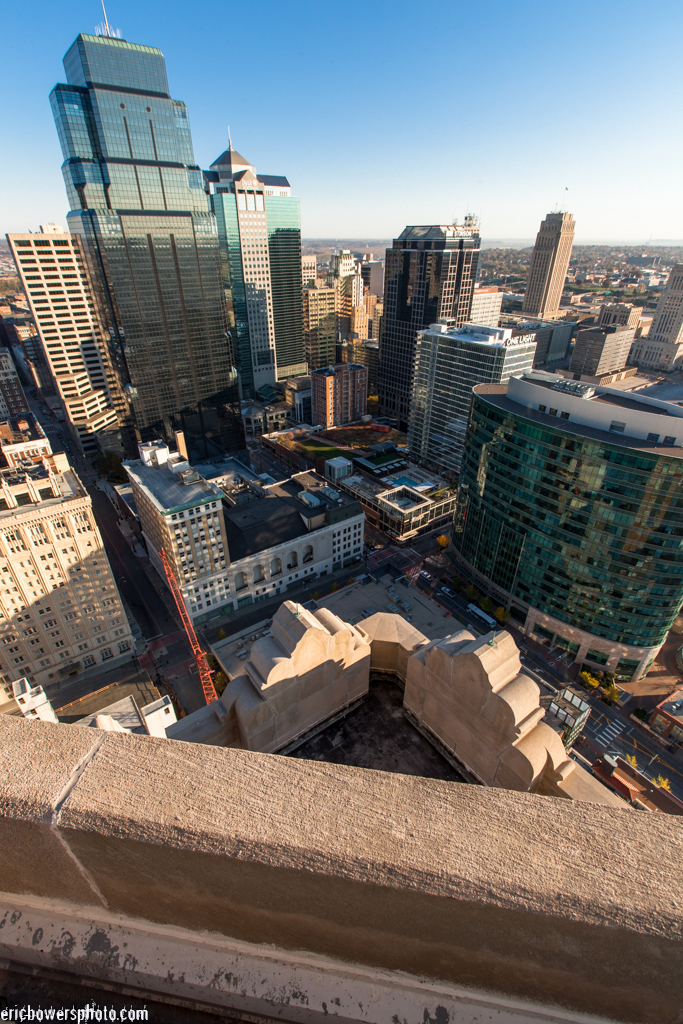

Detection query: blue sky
xmin=2 ymin=0 xmax=682 ymax=241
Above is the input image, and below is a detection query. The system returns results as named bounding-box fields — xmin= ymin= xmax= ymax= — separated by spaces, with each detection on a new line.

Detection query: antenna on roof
xmin=228 ymin=125 xmax=233 ymax=149
xmin=95 ymin=1 xmax=121 ymax=37
xmin=101 ymin=0 xmax=111 ymax=34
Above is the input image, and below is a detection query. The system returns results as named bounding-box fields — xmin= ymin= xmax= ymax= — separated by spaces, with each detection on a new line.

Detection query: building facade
xmin=629 ymin=263 xmax=683 ymax=371
xmin=0 ymin=448 xmax=133 ymax=689
xmin=359 ymin=257 xmax=384 ymax=298
xmin=311 ymin=363 xmax=368 ymax=428
xmin=8 ymin=229 xmax=121 ymax=455
xmin=452 ymin=372 xmax=683 ymax=680
xmin=125 ymin=444 xmax=364 ymax=624
xmin=206 ymin=143 xmax=306 ymax=395
xmin=598 ymin=303 xmax=641 ymax=330
xmin=303 ymin=284 xmax=336 ymax=370
xmin=50 ymin=32 xmax=243 ymax=459
xmin=378 ymin=220 xmax=480 ymax=430
xmin=499 ymin=314 xmax=574 ymax=368
xmin=409 ymin=323 xmax=536 ymax=479
xmin=522 ymin=212 xmax=575 ymax=318
xmin=569 ymin=325 xmax=635 ymax=378
xmin=301 ymin=254 xmax=317 ymax=286
xmin=469 ymin=286 xmax=503 ymax=327
xmin=0 ymin=350 xmax=29 ymax=419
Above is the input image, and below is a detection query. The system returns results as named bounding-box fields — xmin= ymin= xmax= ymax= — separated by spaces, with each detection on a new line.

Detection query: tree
xmin=494 ymin=606 xmax=510 ymax=623
xmin=214 ymin=671 xmax=228 ymax=696
xmin=331 ymin=581 xmax=340 ymax=592
xmin=655 ymin=775 xmax=671 ymax=791
xmin=625 ymin=754 xmax=637 ymax=769
xmin=96 ymin=450 xmax=128 ymax=483
xmin=480 ymin=596 xmax=493 ymax=613
xmin=451 ymin=577 xmax=462 ymax=592
xmin=367 ymin=395 xmax=380 ymax=416
xmin=465 ymin=585 xmax=479 ymax=601
xmin=312 ymin=591 xmax=321 ymax=601
xmin=216 ymin=628 xmax=227 ymax=641
xmin=580 ymin=670 xmax=600 ymax=689
xmin=603 ymin=683 xmax=620 ymax=703
xmin=436 ymin=535 xmax=450 ymax=549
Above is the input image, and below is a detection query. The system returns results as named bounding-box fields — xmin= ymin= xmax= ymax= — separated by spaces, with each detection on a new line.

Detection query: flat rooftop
xmin=123 ymin=458 xmax=222 ymax=514
xmin=477 ymin=384 xmax=683 ymax=460
xmin=54 ymin=678 xmax=160 ymax=724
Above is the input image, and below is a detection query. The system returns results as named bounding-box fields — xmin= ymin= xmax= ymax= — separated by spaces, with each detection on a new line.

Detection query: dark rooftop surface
xmin=223 ymin=496 xmax=304 ymax=560
xmin=289 ymin=680 xmax=466 ymax=783
xmin=54 ymin=679 xmax=160 ymax=724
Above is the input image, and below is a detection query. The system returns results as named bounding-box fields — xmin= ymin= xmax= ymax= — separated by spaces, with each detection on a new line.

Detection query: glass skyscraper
xmin=377 ymin=219 xmax=480 ymax=431
xmin=452 ymin=372 xmax=683 ymax=681
xmin=409 ymin=324 xmax=536 ymax=480
xmin=204 ymin=144 xmax=305 ymax=400
xmin=50 ymin=33 xmax=244 ymax=460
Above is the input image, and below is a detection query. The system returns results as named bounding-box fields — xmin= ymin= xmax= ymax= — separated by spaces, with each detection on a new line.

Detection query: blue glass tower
xmin=50 ymin=33 xmax=244 ymax=459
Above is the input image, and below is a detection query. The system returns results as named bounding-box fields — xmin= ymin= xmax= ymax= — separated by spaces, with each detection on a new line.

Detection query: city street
xmin=413 ymin=571 xmax=683 ymax=802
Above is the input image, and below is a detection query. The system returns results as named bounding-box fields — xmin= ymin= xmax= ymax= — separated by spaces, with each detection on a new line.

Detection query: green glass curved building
xmin=452 ymin=373 xmax=683 ymax=680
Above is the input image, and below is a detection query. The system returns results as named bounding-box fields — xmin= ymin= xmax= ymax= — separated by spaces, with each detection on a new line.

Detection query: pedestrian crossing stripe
xmin=596 ymin=720 xmax=625 ymax=743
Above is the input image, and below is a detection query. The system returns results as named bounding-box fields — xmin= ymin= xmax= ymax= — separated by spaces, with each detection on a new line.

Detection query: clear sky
xmin=2 ymin=0 xmax=682 ymax=242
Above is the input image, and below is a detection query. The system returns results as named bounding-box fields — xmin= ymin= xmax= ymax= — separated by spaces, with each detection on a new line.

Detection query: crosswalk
xmin=595 ymin=718 xmax=625 ymax=748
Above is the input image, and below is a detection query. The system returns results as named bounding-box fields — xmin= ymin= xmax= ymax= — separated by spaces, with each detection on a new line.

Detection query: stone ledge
xmin=1 ymin=716 xmax=683 ymax=1022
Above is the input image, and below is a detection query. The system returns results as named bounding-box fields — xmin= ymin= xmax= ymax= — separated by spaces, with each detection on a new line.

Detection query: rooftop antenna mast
xmin=101 ymin=0 xmax=111 ymax=35
xmin=228 ymin=125 xmax=233 ymax=149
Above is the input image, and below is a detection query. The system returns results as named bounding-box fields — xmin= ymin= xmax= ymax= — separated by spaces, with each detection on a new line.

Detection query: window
xmin=560 ymin=412 xmax=570 ymax=420
xmin=609 ymin=421 xmax=626 ymax=433
xmin=663 ymin=436 xmax=676 ymax=446
xmin=83 ymin=656 xmax=95 ymax=667
xmin=538 ymin=405 xmax=546 ymax=413
xmin=100 ymin=649 xmax=112 ymax=661
xmin=647 ymin=432 xmax=660 ymax=443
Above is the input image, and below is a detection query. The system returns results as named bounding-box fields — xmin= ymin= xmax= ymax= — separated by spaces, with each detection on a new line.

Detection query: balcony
xmin=0 ymin=714 xmax=678 ymax=1023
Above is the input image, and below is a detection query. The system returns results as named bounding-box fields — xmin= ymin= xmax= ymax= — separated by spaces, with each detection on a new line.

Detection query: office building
xmin=302 ymin=254 xmax=317 ymax=286
xmin=378 ymin=219 xmax=480 ymax=430
xmin=0 ymin=351 xmax=28 ymax=419
xmin=339 ymin=339 xmax=379 ymax=393
xmin=409 ymin=323 xmax=536 ymax=478
xmin=0 ymin=447 xmax=133 ymax=689
xmin=8 ymin=229 xmax=122 ymax=455
xmin=522 ymin=212 xmax=575 ymax=318
xmin=125 ymin=442 xmax=364 ymax=624
xmin=205 ymin=142 xmax=306 ymax=392
xmin=303 ymin=284 xmax=336 ymax=369
xmin=499 ymin=313 xmax=574 ymax=368
xmin=284 ymin=376 xmax=312 ymax=424
xmin=0 ymin=415 xmax=52 ymax=469
xmin=359 ymin=257 xmax=384 ymax=298
xmin=629 ymin=263 xmax=683 ymax=370
xmin=452 ymin=371 xmax=683 ymax=680
xmin=50 ymin=32 xmax=243 ymax=459
xmin=335 ymin=269 xmax=365 ymax=341
xmin=311 ymin=363 xmax=368 ymax=428
xmin=598 ymin=303 xmax=640 ymax=330
xmin=569 ymin=325 xmax=635 ymax=379
xmin=330 ymin=250 xmax=355 ymax=281
xmin=469 ymin=286 xmax=504 ymax=327
xmin=335 ymin=464 xmax=457 ymax=542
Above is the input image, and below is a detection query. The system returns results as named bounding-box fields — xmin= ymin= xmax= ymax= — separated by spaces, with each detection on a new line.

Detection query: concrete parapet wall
xmin=1 ymin=715 xmax=682 ymax=1022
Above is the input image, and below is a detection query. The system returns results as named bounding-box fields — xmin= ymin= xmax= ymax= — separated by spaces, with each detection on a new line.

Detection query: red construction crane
xmin=159 ymin=549 xmax=217 ymax=705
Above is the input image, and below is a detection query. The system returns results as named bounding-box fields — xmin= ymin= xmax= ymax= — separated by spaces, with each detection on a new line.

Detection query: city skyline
xmin=2 ymin=0 xmax=682 ymax=241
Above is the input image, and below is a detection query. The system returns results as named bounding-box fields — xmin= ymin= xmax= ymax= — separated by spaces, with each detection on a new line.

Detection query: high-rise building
xmin=302 ymin=254 xmax=317 ymax=286
xmin=0 ymin=350 xmax=29 ymax=419
xmin=409 ymin=323 xmax=536 ymax=479
xmin=8 ymin=229 xmax=121 ymax=455
xmin=569 ymin=325 xmax=635 ymax=379
xmin=629 ymin=264 xmax=683 ymax=371
xmin=303 ymin=284 xmax=336 ymax=370
xmin=499 ymin=314 xmax=574 ymax=368
xmin=452 ymin=371 xmax=683 ymax=681
xmin=359 ymin=257 xmax=384 ymax=298
xmin=522 ymin=212 xmax=575 ymax=318
xmin=340 ymin=340 xmax=379 ymax=393
xmin=205 ymin=143 xmax=306 ymax=394
xmin=0 ymin=445 xmax=133 ymax=689
xmin=50 ymin=32 xmax=243 ymax=460
xmin=311 ymin=364 xmax=368 ymax=428
xmin=469 ymin=286 xmax=503 ymax=327
xmin=598 ymin=303 xmax=640 ymax=330
xmin=378 ymin=219 xmax=480 ymax=430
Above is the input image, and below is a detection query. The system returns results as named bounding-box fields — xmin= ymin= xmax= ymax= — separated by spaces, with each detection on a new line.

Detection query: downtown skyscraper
xmin=204 ymin=144 xmax=306 ymax=399
xmin=377 ymin=219 xmax=480 ymax=431
xmin=50 ymin=32 xmax=244 ymax=460
xmin=522 ymin=212 xmax=575 ymax=319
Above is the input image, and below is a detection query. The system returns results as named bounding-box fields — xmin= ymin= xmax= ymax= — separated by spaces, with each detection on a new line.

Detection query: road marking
xmin=596 ymin=719 xmax=625 ymax=746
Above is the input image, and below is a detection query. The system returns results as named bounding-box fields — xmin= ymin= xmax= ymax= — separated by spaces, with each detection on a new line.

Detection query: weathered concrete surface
xmin=1 ymin=715 xmax=683 ymax=1022
xmin=403 ymin=628 xmax=623 ymax=805
xmin=357 ymin=612 xmax=429 ymax=684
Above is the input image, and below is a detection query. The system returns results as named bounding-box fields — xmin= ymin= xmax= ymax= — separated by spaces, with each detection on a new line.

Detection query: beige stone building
xmin=7 ymin=228 xmax=126 ymax=457
xmin=522 ymin=211 xmax=575 ymax=318
xmin=0 ymin=449 xmax=133 ymax=697
xmin=301 ymin=254 xmax=317 ymax=286
xmin=598 ymin=301 xmax=641 ymax=330
xmin=630 ymin=263 xmax=683 ymax=370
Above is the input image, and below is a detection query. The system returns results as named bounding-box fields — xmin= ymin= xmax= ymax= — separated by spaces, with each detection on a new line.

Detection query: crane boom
xmin=159 ymin=549 xmax=217 ymax=705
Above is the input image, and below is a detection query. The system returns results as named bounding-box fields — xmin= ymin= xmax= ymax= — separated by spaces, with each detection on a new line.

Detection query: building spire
xmin=228 ymin=125 xmax=233 ymax=150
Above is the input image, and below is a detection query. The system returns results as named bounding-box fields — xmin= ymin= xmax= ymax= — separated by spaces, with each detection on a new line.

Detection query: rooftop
xmin=123 ymin=456 xmax=223 ymax=515
xmin=422 ymin=322 xmax=535 ymax=347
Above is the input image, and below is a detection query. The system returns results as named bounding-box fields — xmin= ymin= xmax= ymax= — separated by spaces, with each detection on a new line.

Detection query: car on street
xmin=419 ymin=571 xmax=432 ymax=581
xmin=440 ymin=586 xmax=455 ymax=597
